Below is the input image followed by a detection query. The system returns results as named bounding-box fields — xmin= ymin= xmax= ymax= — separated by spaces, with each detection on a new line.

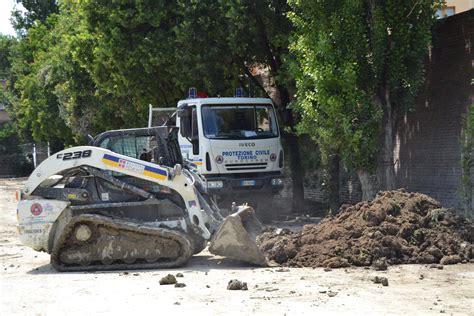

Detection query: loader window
xmin=202 ymin=104 xmax=278 ymax=139
xmin=97 ymin=133 xmax=178 ymax=167
xmin=99 ymin=136 xmax=149 ymax=160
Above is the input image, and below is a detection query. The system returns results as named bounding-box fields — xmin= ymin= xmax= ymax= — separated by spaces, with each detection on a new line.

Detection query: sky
xmin=0 ymin=0 xmax=24 ymax=36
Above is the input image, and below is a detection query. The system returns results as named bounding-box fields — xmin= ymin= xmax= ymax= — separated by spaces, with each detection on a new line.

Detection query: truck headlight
xmin=207 ymin=180 xmax=224 ymax=189
xmin=271 ymin=178 xmax=283 ymax=186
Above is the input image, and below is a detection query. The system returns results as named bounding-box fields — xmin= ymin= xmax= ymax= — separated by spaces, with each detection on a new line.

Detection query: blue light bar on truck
xmin=188 ymin=87 xmax=197 ymax=99
xmin=235 ymin=87 xmax=243 ymax=97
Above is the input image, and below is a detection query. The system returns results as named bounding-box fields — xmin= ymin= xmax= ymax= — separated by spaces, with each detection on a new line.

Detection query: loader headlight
xmin=207 ymin=180 xmax=224 ymax=189
xmin=271 ymin=178 xmax=284 ymax=186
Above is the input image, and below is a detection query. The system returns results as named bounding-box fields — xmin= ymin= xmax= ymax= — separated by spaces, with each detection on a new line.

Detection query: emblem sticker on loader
xmin=117 ymin=159 xmax=145 ymax=173
xmin=30 ymin=203 xmax=43 ymax=216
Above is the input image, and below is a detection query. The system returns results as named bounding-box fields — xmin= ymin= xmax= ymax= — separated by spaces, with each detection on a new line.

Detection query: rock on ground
xmin=227 ymin=279 xmax=248 ymax=291
xmin=159 ymin=274 xmax=177 ymax=285
xmin=372 ymin=276 xmax=389 ymax=286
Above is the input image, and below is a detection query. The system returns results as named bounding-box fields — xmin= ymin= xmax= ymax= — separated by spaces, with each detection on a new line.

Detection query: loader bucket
xmin=208 ymin=205 xmax=268 ymax=266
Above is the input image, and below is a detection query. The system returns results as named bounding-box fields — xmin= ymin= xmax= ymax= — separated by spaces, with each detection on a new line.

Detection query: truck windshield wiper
xmin=210 ymin=135 xmax=241 ymax=139
xmin=244 ymin=134 xmax=276 ymax=139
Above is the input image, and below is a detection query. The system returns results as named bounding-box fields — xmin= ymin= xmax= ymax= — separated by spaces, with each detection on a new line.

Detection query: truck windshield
xmin=201 ymin=104 xmax=279 ymax=139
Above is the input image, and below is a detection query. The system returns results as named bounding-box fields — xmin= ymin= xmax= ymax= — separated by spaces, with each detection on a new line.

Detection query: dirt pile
xmin=258 ymin=190 xmax=473 ymax=268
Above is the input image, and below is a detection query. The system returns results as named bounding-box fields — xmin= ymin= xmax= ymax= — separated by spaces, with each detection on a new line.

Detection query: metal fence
xmin=148 ymin=105 xmax=176 ymax=127
xmin=0 ymin=143 xmax=50 ymax=177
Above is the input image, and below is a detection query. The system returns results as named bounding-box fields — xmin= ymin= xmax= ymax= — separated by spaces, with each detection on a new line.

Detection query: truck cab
xmin=176 ymin=96 xmax=284 ymax=197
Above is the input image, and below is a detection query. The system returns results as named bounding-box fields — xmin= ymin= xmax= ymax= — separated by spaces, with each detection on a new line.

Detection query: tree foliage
xmin=461 ymin=85 xmax=473 ymax=217
xmin=290 ymin=0 xmax=439 ymax=172
xmin=12 ymin=0 xmax=59 ymax=36
xmin=0 ymin=35 xmax=17 ymax=80
xmin=6 ymin=0 xmax=298 ymax=144
xmin=9 ymin=14 xmax=74 ymax=145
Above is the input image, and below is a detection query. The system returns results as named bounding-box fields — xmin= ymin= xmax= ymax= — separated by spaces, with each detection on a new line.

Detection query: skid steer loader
xmin=16 ymin=127 xmax=268 ymax=271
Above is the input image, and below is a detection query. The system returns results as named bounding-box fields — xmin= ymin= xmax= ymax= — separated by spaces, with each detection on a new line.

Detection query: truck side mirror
xmin=191 ymin=139 xmax=199 ymax=155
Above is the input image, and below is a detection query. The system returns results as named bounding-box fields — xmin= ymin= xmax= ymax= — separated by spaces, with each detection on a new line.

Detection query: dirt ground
xmin=1 ymin=178 xmax=473 ymax=315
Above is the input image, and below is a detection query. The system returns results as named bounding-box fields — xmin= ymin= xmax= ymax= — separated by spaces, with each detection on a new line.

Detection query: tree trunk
xmin=246 ymin=71 xmax=305 ymax=211
xmin=273 ymin=81 xmax=305 ymax=212
xmin=284 ymin=133 xmax=305 ymax=211
xmin=357 ymin=91 xmax=397 ymax=200
xmin=357 ymin=170 xmax=379 ymax=201
xmin=376 ymin=90 xmax=396 ymax=190
xmin=249 ymin=10 xmax=305 ymax=211
xmin=328 ymin=152 xmax=340 ymax=214
xmin=461 ymin=114 xmax=473 ymax=218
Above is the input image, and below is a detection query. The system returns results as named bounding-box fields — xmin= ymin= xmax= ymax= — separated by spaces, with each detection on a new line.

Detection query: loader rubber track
xmin=51 ymin=214 xmax=193 ymax=272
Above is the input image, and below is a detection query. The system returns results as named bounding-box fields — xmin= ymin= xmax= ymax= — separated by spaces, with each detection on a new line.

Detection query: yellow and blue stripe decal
xmin=102 ymin=154 xmax=121 ymax=168
xmin=102 ymin=154 xmax=167 ymax=180
xmin=189 ymin=158 xmax=203 ymax=165
xmin=143 ymin=165 xmax=168 ymax=180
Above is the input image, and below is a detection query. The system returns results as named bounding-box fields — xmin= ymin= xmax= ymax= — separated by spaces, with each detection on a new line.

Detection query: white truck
xmin=149 ymin=89 xmax=284 ymax=206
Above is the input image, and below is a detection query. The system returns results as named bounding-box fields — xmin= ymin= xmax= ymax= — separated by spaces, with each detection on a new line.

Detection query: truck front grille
xmin=225 ymin=162 xmax=267 ymax=171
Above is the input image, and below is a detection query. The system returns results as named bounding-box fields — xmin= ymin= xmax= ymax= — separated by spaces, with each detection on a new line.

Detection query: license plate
xmin=241 ymin=180 xmax=256 ymax=186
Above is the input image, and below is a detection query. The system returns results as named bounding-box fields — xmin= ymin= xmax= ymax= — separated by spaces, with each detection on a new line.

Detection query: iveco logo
xmin=239 ymin=142 xmax=256 ymax=147
xmin=215 ymin=155 xmax=224 ymax=164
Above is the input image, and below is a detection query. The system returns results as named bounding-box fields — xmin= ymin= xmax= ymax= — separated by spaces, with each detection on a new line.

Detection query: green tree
xmin=461 ymin=80 xmax=473 ymax=217
xmin=0 ymin=35 xmax=33 ymax=175
xmin=8 ymin=1 xmax=120 ymax=145
xmin=290 ymin=0 xmax=440 ymax=199
xmin=173 ymin=0 xmax=243 ymax=96
xmin=6 ymin=0 xmax=74 ymax=147
xmin=11 ymin=0 xmax=58 ymax=36
xmin=0 ymin=35 xmax=17 ymax=80
xmin=243 ymin=0 xmax=306 ymax=210
xmin=68 ymin=1 xmax=186 ymax=116
xmin=43 ymin=2 xmax=129 ymax=141
xmin=10 ymin=17 xmax=73 ymax=145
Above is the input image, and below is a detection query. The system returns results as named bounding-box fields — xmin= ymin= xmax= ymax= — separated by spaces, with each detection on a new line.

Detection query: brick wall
xmin=394 ymin=10 xmax=473 ymax=208
xmin=0 ymin=143 xmax=47 ymax=178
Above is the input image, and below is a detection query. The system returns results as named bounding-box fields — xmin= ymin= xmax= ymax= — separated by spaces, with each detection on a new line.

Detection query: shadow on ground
xmin=26 ymin=253 xmax=264 ymax=275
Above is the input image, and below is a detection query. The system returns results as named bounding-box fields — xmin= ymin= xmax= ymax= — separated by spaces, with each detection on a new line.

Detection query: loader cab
xmin=93 ymin=126 xmax=183 ymax=168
